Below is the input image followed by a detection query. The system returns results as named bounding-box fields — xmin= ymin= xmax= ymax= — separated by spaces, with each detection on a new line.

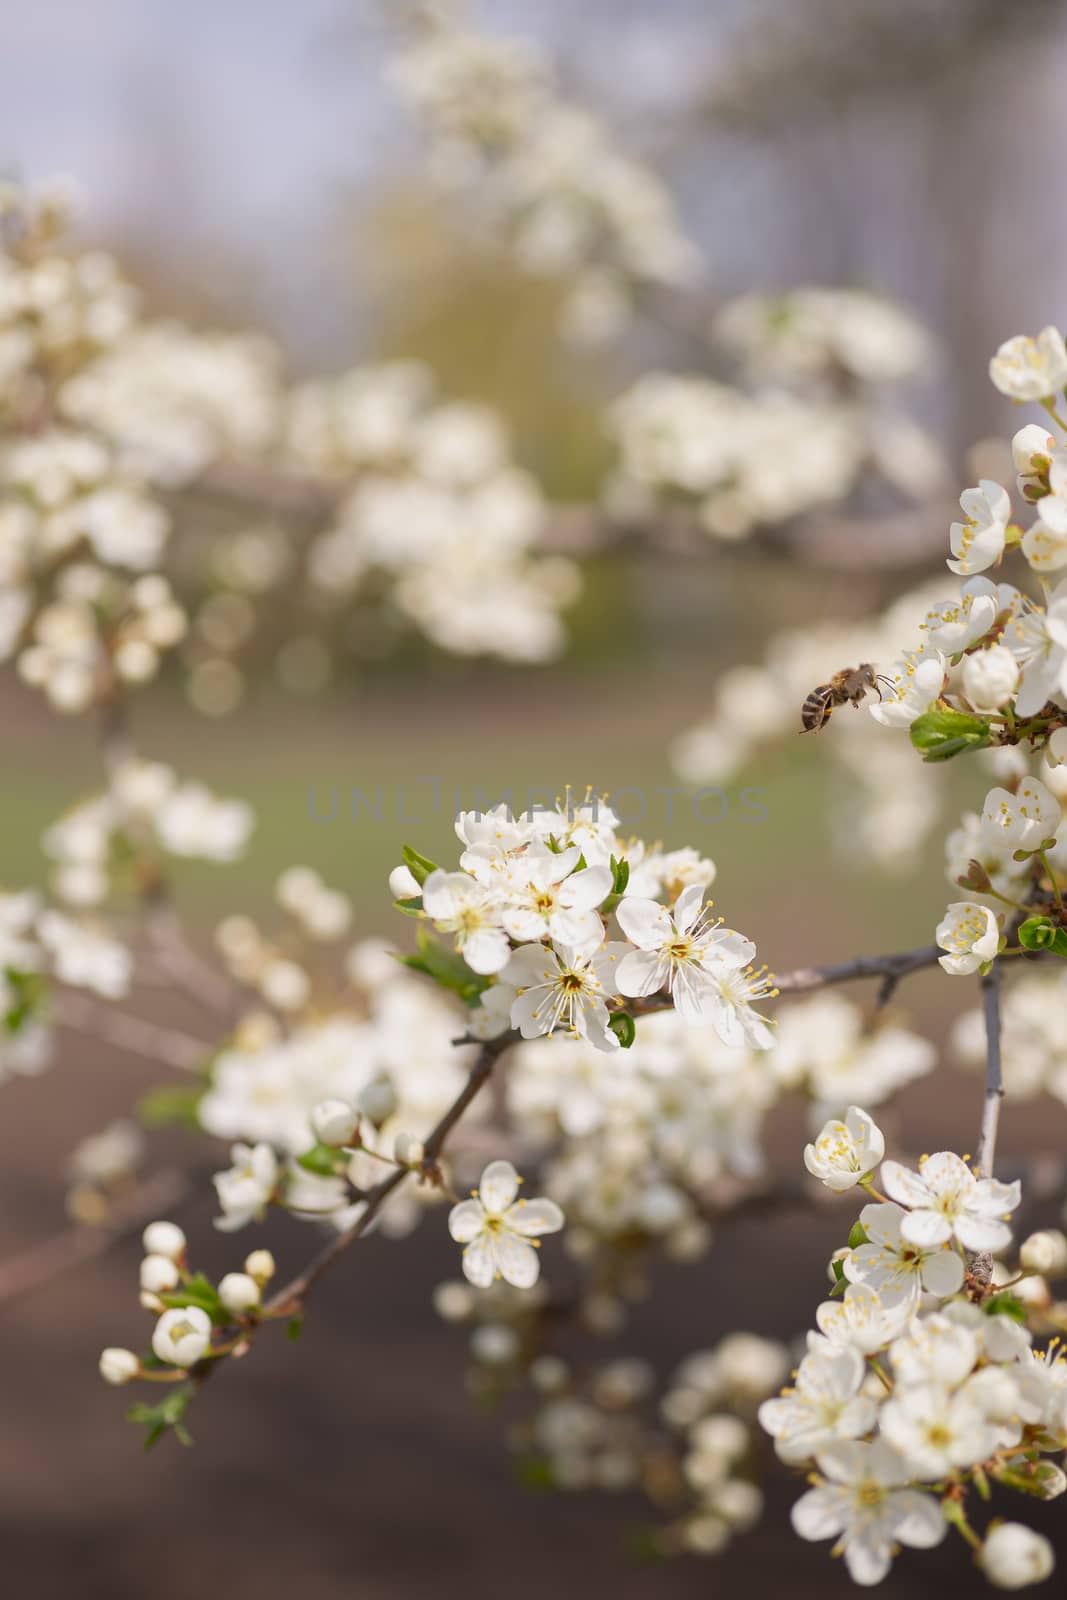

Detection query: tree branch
xmin=975 ymin=960 xmax=1004 ymax=1179
xmin=773 ymin=944 xmax=943 ymax=994
xmin=264 ymin=1035 xmax=511 ymax=1317
xmin=54 ymin=990 xmax=212 ymax=1071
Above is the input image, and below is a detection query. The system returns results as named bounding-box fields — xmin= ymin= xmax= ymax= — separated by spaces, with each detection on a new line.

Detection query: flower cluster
xmin=761 ymin=1116 xmax=1062 ymax=1588
xmin=392 ymin=797 xmax=774 ymax=1053
xmin=291 ymin=368 xmax=579 ymax=663
xmin=387 ymin=7 xmax=699 ymax=341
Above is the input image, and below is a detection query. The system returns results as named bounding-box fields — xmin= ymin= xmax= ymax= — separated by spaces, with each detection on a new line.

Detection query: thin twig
xmin=773 ymin=945 xmax=943 ymax=994
xmin=969 ymin=961 xmax=1005 ymax=1292
xmin=975 ymin=961 xmax=1004 ymax=1179
xmin=54 ymin=991 xmax=212 ymax=1071
xmin=264 ymin=1035 xmax=510 ymax=1317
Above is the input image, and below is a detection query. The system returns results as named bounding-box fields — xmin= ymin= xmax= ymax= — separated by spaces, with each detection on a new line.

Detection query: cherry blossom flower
xmin=880 ymin=1151 xmax=1021 ymax=1253
xmin=502 ymin=940 xmax=627 ymax=1050
xmin=880 ymin=1381 xmax=1001 ymax=1479
xmin=790 ymin=1440 xmax=946 ymax=1585
xmin=947 ymin=480 xmax=1011 ymax=576
xmin=500 ymin=847 xmax=612 ymax=955
xmin=935 ymin=901 xmax=1000 ymax=976
xmin=811 ymin=1283 xmax=910 ymax=1357
xmin=213 ymin=1141 xmax=279 ymax=1232
xmin=151 ymin=1306 xmax=212 ymax=1367
xmin=843 ymin=1201 xmax=965 ymax=1306
xmin=757 ymin=1346 xmax=878 ymax=1464
xmin=804 ymin=1106 xmax=885 ymax=1192
xmin=447 ymin=1159 xmax=563 ymax=1288
xmin=989 ymin=326 xmax=1067 ymax=402
xmin=422 ymin=869 xmax=511 ymax=974
xmin=979 ymin=777 xmax=1061 ymax=854
xmin=615 ymin=884 xmax=754 ymax=1023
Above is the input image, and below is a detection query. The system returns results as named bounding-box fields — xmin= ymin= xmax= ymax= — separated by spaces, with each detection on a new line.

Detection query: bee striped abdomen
xmin=800 ymin=686 xmax=835 ymax=732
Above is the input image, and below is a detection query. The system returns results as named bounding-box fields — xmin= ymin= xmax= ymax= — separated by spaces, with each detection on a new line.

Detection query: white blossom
xmin=990 ymin=326 xmax=1067 ymax=402
xmin=804 ymin=1106 xmax=885 ymax=1192
xmin=947 ymin=480 xmax=1011 ymax=576
xmin=790 ymin=1440 xmax=946 ymax=1585
xmin=447 ymin=1159 xmax=563 ymax=1288
xmin=880 ymin=1151 xmax=1021 ymax=1253
xmin=151 ymin=1306 xmax=212 ymax=1367
xmin=935 ymin=901 xmax=1000 ymax=975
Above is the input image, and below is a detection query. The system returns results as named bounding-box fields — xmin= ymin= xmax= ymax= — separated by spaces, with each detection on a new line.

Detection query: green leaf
xmin=983 ymin=1290 xmax=1027 ymax=1324
xmin=848 ymin=1220 xmax=869 ymax=1249
xmin=138 ymin=1082 xmax=206 ymax=1129
xmin=392 ymin=896 xmax=423 ymax=918
xmin=296 ymin=1142 xmax=345 ymax=1177
xmin=909 ymin=709 xmax=991 ymax=762
xmin=1017 ymin=917 xmax=1067 ymax=958
xmin=608 ymin=1011 xmax=636 ymax=1049
xmin=159 ymin=1273 xmax=226 ymax=1325
xmin=287 ymin=1315 xmax=304 ymax=1342
xmin=400 ymin=925 xmax=490 ymax=1004
xmin=401 ymin=844 xmax=439 ymax=887
xmin=602 ymin=856 xmax=631 ymax=915
xmin=3 ymin=967 xmax=47 ymax=1034
xmin=127 ymin=1383 xmax=194 ymax=1451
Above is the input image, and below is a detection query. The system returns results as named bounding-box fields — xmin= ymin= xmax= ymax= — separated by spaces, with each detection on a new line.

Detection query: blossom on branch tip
xmin=879 ymin=1152 xmax=1021 ymax=1253
xmin=615 ymin=883 xmax=753 ymax=1025
xmin=989 ymin=326 xmax=1067 ymax=402
xmin=448 ymin=1159 xmax=563 ymax=1288
xmin=151 ymin=1306 xmax=212 ymax=1367
xmin=790 ymin=1439 xmax=946 ymax=1585
xmin=757 ymin=1346 xmax=878 ymax=1464
xmin=804 ymin=1106 xmax=885 ymax=1192
xmin=935 ymin=901 xmax=1000 ymax=975
xmin=502 ymin=939 xmax=627 ymax=1051
xmin=947 ymin=480 xmax=1011 ymax=576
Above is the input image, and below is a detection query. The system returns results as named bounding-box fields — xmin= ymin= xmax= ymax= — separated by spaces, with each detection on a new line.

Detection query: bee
xmin=800 ymin=663 xmax=894 ymax=733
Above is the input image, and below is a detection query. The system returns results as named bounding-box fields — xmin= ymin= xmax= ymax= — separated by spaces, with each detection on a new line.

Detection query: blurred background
xmin=3 ymin=1 xmax=1067 ymax=1595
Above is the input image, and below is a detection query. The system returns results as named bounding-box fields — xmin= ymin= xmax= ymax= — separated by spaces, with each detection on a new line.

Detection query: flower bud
xmin=962 ymin=645 xmax=1019 ymax=713
xmin=358 ymin=1077 xmax=398 ymax=1125
xmin=151 ymin=1306 xmax=212 ymax=1367
xmin=244 ymin=1249 xmax=276 ymax=1285
xmin=311 ymin=1098 xmax=359 ymax=1147
xmin=218 ymin=1272 xmax=261 ymax=1315
xmin=393 ymin=1131 xmax=424 ymax=1167
xmin=980 ymin=1522 xmax=1055 ymax=1589
xmin=389 ymin=864 xmax=421 ymax=900
xmin=140 ymin=1253 xmax=180 ymax=1294
xmin=99 ymin=1347 xmax=140 ymax=1386
xmin=1020 ymin=1229 xmax=1067 ymax=1278
xmin=142 ymin=1220 xmax=186 ymax=1260
xmin=1012 ymin=423 xmax=1055 ymax=477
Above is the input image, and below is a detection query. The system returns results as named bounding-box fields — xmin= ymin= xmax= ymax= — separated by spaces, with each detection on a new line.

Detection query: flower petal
xmin=790 ymin=1486 xmax=848 ymax=1542
xmin=507 ymin=1197 xmax=565 ymax=1237
xmin=899 ymin=1208 xmax=954 ymax=1248
xmin=493 ymin=1233 xmax=540 ymax=1288
xmin=615 ymin=896 xmax=671 ymax=950
xmin=479 ymin=1159 xmax=520 ymax=1215
xmin=880 ymin=1161 xmax=932 ymax=1210
xmin=447 ymin=1199 xmax=485 ymax=1243
xmin=616 ymin=949 xmax=668 ymax=998
xmin=461 ymin=1235 xmax=496 ymax=1287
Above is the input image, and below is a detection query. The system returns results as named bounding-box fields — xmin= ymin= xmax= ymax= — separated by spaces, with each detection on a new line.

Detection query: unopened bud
xmin=244 ymin=1249 xmax=276 ymax=1285
xmin=311 ymin=1098 xmax=359 ymax=1147
xmin=141 ymin=1221 xmax=186 ymax=1261
xmin=218 ymin=1272 xmax=261 ymax=1315
xmin=99 ymin=1347 xmax=139 ymax=1386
